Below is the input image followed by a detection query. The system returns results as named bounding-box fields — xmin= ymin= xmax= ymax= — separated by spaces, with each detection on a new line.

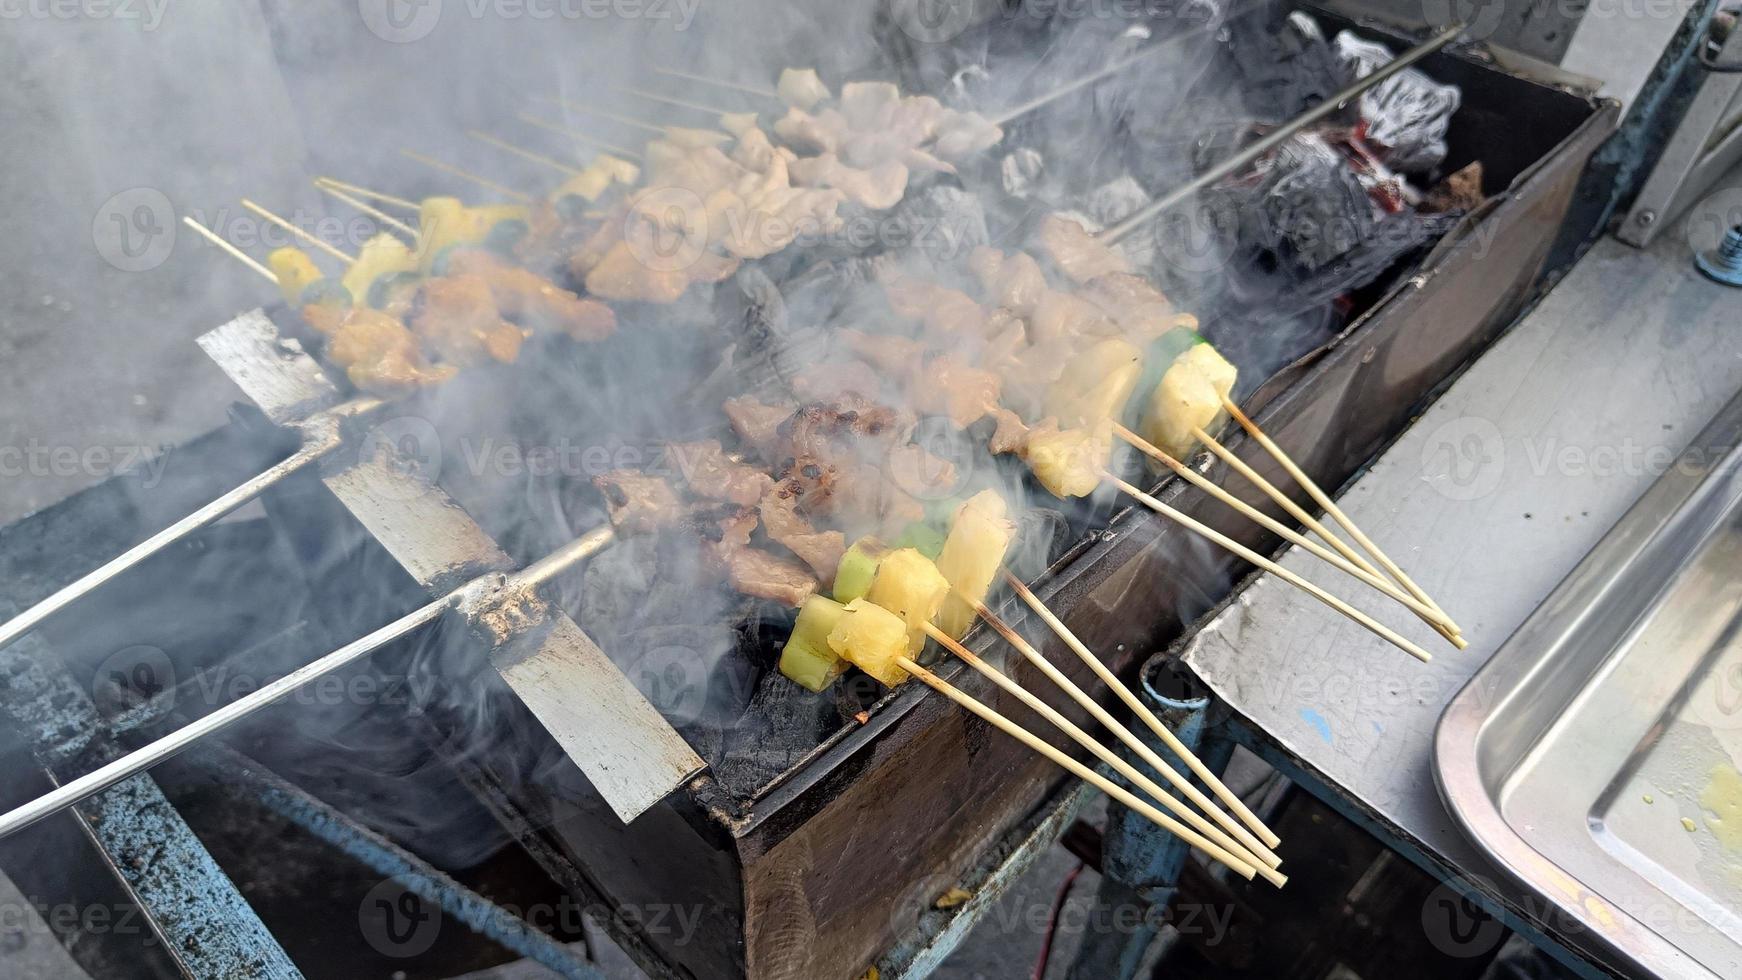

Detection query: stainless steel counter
xmin=1178 ymin=221 xmax=1742 ymax=970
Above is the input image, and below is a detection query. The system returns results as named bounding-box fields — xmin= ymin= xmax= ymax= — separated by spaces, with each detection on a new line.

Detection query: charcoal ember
xmin=1426 ymin=161 xmax=1486 ymax=213
xmin=1335 ymin=30 xmax=1460 ymax=175
xmin=1008 ymin=506 xmax=1073 ymax=582
xmin=1221 ymin=9 xmax=1347 ymax=122
xmin=1250 ymin=132 xmax=1378 ymax=272
xmin=885 ymin=184 xmax=989 ymax=262
xmin=713 ymin=671 xmax=841 ymax=794
xmin=1000 ymin=147 xmax=1049 ymax=200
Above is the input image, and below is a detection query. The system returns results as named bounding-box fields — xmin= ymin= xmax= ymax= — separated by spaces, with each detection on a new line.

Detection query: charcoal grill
xmin=0 ymin=11 xmax=1618 ymax=980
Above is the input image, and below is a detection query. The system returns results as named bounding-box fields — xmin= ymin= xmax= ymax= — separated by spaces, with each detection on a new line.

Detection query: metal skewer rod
xmin=398 ymin=149 xmax=532 ymax=203
xmin=1002 ymin=572 xmax=1284 ymax=849
xmin=610 ymin=84 xmax=737 ymax=119
xmin=1100 ymin=23 xmax=1463 ymax=244
xmin=988 ymin=30 xmax=1204 ymax=127
xmin=957 ymin=608 xmax=1284 ymax=872
xmin=467 ymin=130 xmax=585 ymax=177
xmin=1104 ymin=473 xmax=1434 ymax=663
xmin=1112 ymin=423 xmax=1457 ymax=636
xmin=241 ymin=198 xmax=356 ymax=264
xmin=0 ymin=524 xmax=617 ymax=841
xmin=651 ymin=65 xmax=779 ymax=101
xmin=515 ymin=113 xmax=645 ymax=161
xmin=921 ymin=624 xmax=1282 ymax=885
xmin=313 ymin=181 xmax=418 ymax=239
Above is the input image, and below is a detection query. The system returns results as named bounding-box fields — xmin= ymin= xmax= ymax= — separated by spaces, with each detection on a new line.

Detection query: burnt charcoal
xmin=886 ymin=184 xmax=989 ymax=263
xmin=1249 ymin=132 xmax=1378 ymax=272
xmin=1000 ymin=147 xmax=1050 ymax=201
xmin=1221 ymin=9 xmax=1347 ymax=123
xmin=1335 ymin=31 xmax=1460 ymax=175
xmin=1009 ymin=506 xmax=1073 ymax=582
xmin=617 ymin=624 xmax=757 ymax=731
xmin=712 ymin=671 xmax=841 ymax=795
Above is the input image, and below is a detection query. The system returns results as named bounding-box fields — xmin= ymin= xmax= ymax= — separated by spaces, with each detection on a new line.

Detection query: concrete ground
xmin=0 ymin=3 xmax=1693 ymax=978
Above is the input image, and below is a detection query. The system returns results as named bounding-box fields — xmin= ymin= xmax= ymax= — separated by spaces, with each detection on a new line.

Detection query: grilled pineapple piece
xmin=1024 ymin=420 xmax=1112 ymax=499
xmin=828 ymin=598 xmax=911 ymax=687
xmin=1140 ymin=342 xmax=1238 ymax=460
xmin=866 ymin=548 xmax=951 ymax=655
xmin=779 ymin=595 xmax=851 ymax=692
xmin=1045 ymin=338 xmax=1143 ymax=428
xmin=342 ymin=233 xmax=418 ymax=305
xmin=936 ymin=491 xmax=1017 ymax=638
xmin=268 ymin=247 xmax=323 ymax=307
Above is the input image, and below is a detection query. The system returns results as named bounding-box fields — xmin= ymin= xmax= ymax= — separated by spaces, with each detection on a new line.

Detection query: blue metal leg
xmin=1068 ymin=682 xmax=1218 ymax=980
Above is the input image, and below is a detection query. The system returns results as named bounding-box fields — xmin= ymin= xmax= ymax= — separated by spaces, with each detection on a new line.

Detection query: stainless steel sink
xmin=1437 ymin=388 xmax=1742 ymax=978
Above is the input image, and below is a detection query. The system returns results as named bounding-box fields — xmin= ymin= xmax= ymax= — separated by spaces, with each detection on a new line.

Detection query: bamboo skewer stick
xmin=1217 ymin=394 xmax=1462 ymax=639
xmin=1002 ymin=572 xmax=1283 ymax=850
xmin=533 ymin=95 xmax=668 ymax=136
xmin=181 ymin=216 xmax=277 ymax=283
xmin=651 ymin=65 xmax=779 ymax=101
xmin=1113 ymin=424 xmax=1455 ymax=634
xmin=515 ymin=113 xmax=645 ymax=161
xmin=398 ymin=149 xmax=532 ymax=202
xmin=611 ymin=84 xmax=736 ymax=118
xmin=1103 ymin=473 xmax=1434 ymax=664
xmin=313 ymin=181 xmax=418 ymax=239
xmin=240 ymin=199 xmax=355 ymax=264
xmin=919 ymin=624 xmax=1284 ymax=886
xmin=313 ymin=177 xmax=419 ymax=213
xmin=962 ymin=605 xmax=1283 ymax=871
xmin=1186 ymin=423 xmax=1467 ymax=650
xmin=467 ymin=130 xmax=585 ymax=176
xmin=894 ymin=656 xmax=1266 ymax=883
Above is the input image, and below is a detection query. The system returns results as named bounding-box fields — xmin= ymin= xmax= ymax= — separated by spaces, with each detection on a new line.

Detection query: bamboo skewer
xmin=919 ymin=624 xmax=1283 ymax=886
xmin=1002 ymin=572 xmax=1283 ymax=850
xmin=313 ymin=181 xmax=418 ymax=239
xmin=894 ymin=656 xmax=1265 ymax=883
xmin=1185 ymin=423 xmax=1467 ymax=650
xmin=240 ymin=199 xmax=355 ymax=264
xmin=515 ymin=112 xmax=645 ymax=161
xmin=181 ymin=216 xmax=277 ymax=282
xmin=962 ymin=605 xmax=1284 ymax=871
xmin=1103 ymin=473 xmax=1434 ymax=663
xmin=533 ymin=95 xmax=669 ymax=136
xmin=611 ymin=84 xmax=736 ymax=118
xmin=1113 ymin=424 xmax=1455 ymax=635
xmin=313 ymin=177 xmax=419 ymax=213
xmin=651 ymin=65 xmax=779 ymax=100
xmin=1219 ymin=394 xmax=1460 ymax=639
xmin=467 ymin=130 xmax=585 ymax=176
xmin=398 ymin=149 xmax=532 ymax=202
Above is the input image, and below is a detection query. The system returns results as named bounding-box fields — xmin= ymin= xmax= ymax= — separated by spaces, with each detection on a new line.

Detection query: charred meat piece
xmin=760 ymin=479 xmax=848 ymax=585
xmin=678 ymin=502 xmax=759 ymax=550
xmin=1035 ymin=214 xmax=1131 ymax=284
xmin=1029 ymin=290 xmax=1119 ymax=347
xmin=724 ymin=396 xmax=797 ymax=462
xmin=663 ymin=440 xmax=774 ymax=508
xmin=316 ymin=306 xmax=456 ymax=394
xmin=932 ymin=109 xmax=1003 ymax=162
xmin=583 ymin=240 xmax=693 ymax=304
xmin=595 ymin=470 xmax=687 ymax=533
xmin=445 ymin=249 xmax=617 ymax=340
xmin=789 ymin=154 xmax=909 ymax=211
xmin=909 ymin=353 xmax=1002 ymax=429
xmin=778 ymin=396 xmax=916 ymax=459
xmin=986 ymin=407 xmax=1031 ymax=455
xmin=713 ymin=545 xmax=817 ymax=608
xmin=789 ymin=359 xmax=884 ymax=402
xmin=967 ymin=246 xmax=1047 ymax=316
xmin=887 ymin=443 xmax=958 ymax=499
xmin=409 ymin=274 xmax=524 ymax=366
xmin=1081 ymin=272 xmax=1195 ymax=341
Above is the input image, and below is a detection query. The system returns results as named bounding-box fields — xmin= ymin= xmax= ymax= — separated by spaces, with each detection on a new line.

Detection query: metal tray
xmin=1437 ymin=387 xmax=1742 ymax=979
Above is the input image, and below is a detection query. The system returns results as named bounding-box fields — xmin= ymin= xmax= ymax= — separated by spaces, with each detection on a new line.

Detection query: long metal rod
xmin=1100 ymin=23 xmax=1463 ymax=244
xmin=989 ymin=30 xmax=1206 ymax=127
xmin=0 ymin=523 xmax=618 ymax=840
xmin=0 ymin=409 xmax=369 ymax=652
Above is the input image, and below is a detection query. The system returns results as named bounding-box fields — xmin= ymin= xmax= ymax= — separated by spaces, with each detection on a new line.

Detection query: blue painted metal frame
xmin=0 ymin=602 xmax=303 ymax=979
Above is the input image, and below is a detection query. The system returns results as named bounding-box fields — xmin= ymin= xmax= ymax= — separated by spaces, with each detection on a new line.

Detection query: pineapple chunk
xmin=828 ymin=598 xmax=911 ymax=687
xmin=1023 ymin=419 xmax=1112 ymax=499
xmin=935 ymin=491 xmax=1018 ymax=638
xmin=1045 ymin=338 xmax=1143 ymax=427
xmin=779 ymin=596 xmax=850 ymax=692
xmin=1140 ymin=342 xmax=1238 ymax=460
xmin=833 ymin=537 xmax=889 ymax=603
xmin=341 ymin=233 xmax=418 ymax=305
xmin=866 ymin=548 xmax=951 ymax=655
xmin=415 ymin=197 xmax=469 ymax=272
xmin=267 ymin=247 xmax=323 ymax=307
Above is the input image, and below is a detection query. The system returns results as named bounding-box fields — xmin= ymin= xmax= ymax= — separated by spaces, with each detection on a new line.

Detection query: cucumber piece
xmin=866 ymin=548 xmax=951 ymax=655
xmin=779 ymin=596 xmax=850 ymax=692
xmin=893 ymin=522 xmax=947 ymax=560
xmin=298 ymin=278 xmax=352 ymax=309
xmin=482 ymin=218 xmax=530 ymax=255
xmin=833 ymin=537 xmax=888 ymax=603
